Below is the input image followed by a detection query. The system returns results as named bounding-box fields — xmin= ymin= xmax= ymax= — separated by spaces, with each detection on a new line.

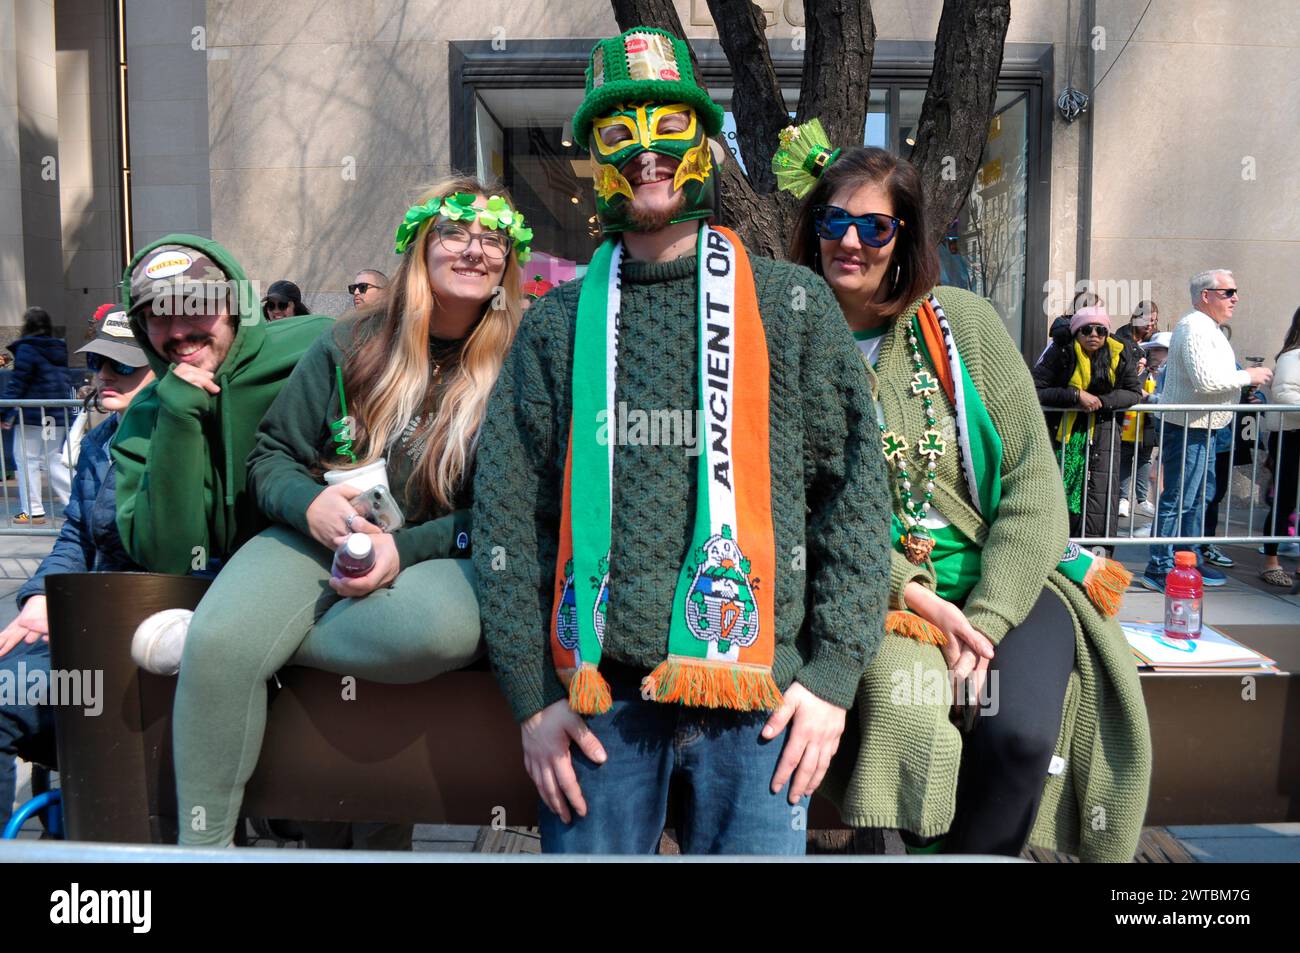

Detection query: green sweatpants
xmin=173 ymin=525 xmax=483 ymax=846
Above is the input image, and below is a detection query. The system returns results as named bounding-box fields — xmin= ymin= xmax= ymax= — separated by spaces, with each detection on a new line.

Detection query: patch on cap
xmin=101 ymin=310 xmax=133 ymax=337
xmin=144 ymin=250 xmax=195 ymax=280
xmin=624 ymin=31 xmax=679 ymax=82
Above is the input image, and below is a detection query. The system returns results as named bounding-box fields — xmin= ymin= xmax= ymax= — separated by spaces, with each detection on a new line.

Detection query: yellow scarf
xmin=1058 ymin=337 xmax=1123 ymax=443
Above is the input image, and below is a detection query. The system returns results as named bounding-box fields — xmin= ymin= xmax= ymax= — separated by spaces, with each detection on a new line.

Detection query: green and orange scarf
xmin=886 ymin=296 xmax=1131 ymax=648
xmin=551 ymin=224 xmax=779 ymax=716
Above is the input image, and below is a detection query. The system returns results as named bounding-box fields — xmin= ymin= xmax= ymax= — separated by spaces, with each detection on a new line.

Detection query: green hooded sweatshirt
xmin=112 ymin=233 xmax=333 ymax=574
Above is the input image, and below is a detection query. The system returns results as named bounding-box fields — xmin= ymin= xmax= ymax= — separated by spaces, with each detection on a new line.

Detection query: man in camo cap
xmin=112 ymin=233 xmax=331 ymax=575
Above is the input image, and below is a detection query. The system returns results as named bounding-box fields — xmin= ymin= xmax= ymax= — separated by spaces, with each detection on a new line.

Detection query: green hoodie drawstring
xmin=222 ymin=372 xmax=234 ymax=506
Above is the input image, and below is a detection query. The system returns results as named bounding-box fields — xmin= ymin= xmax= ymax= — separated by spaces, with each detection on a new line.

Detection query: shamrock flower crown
xmin=394 ymin=192 xmax=534 ymax=263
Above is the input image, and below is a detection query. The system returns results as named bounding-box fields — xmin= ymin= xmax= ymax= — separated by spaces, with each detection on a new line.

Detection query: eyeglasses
xmin=264 ymin=298 xmax=292 ymax=311
xmin=348 ymin=282 xmax=382 ymax=296
xmin=1206 ymin=288 xmax=1238 ymax=299
xmin=434 ymin=223 xmax=512 ymax=262
xmin=812 ymin=205 xmax=904 ymax=247
xmin=85 ymin=353 xmax=140 ymax=375
xmin=1077 ymin=324 xmax=1109 ymax=338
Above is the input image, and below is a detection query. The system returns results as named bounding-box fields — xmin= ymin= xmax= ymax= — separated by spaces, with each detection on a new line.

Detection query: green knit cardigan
xmin=822 ymin=285 xmax=1152 ymax=863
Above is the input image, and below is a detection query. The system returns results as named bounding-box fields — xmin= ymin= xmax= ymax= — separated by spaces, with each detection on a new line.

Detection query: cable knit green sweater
xmin=822 ymin=285 xmax=1152 ymax=863
xmin=473 ymin=252 xmax=891 ymax=722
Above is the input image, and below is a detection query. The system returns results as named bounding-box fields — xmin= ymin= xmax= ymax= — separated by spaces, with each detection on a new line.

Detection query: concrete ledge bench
xmin=43 ymin=573 xmax=1300 ymax=843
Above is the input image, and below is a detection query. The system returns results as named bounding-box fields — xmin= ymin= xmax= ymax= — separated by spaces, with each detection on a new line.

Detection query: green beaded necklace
xmin=879 ymin=317 xmax=948 ymax=564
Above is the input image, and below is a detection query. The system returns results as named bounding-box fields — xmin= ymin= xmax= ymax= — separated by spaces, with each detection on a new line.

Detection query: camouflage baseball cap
xmin=127 ymin=243 xmax=232 ymax=318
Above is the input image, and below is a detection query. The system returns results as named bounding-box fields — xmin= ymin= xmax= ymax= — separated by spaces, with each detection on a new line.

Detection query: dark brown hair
xmin=1279 ymin=305 xmax=1300 ymax=360
xmin=788 ymin=147 xmax=940 ymax=318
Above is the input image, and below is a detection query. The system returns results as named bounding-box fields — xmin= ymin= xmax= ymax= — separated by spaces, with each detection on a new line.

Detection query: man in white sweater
xmin=1141 ymin=269 xmax=1273 ymax=591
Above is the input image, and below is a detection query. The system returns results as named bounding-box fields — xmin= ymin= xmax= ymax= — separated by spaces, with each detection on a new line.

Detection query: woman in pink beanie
xmin=1033 ymin=305 xmax=1143 ymax=544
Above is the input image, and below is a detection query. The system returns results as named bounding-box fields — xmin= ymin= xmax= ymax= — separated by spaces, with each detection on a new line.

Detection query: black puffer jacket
xmin=1032 ymin=330 xmax=1142 ymax=537
xmin=2 ymin=335 xmax=73 ymax=426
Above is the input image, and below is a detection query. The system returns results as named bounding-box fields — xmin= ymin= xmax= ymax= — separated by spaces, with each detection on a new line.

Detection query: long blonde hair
xmin=339 ymin=175 xmax=523 ymax=515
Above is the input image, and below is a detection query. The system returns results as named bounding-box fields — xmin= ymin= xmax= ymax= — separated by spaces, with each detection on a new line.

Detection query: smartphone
xmin=352 ymin=485 xmax=405 ymax=533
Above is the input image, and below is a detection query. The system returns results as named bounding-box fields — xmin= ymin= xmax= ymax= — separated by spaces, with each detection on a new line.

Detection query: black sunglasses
xmin=1206 ymin=288 xmax=1238 ymax=299
xmin=348 ymin=282 xmax=382 ymax=295
xmin=264 ymin=298 xmax=293 ymax=311
xmin=813 ymin=205 xmax=904 ymax=246
xmin=1077 ymin=324 xmax=1109 ymax=338
xmin=85 ymin=353 xmax=140 ymax=375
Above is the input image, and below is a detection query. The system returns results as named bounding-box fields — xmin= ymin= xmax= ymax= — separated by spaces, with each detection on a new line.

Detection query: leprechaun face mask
xmin=589 ymin=101 xmax=715 ymax=233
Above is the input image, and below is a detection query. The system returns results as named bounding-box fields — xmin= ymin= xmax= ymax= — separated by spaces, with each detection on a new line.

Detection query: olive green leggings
xmin=173 ymin=525 xmax=483 ymax=846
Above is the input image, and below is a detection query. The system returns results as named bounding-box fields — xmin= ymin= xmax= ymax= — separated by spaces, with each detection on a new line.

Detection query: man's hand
xmin=1078 ymin=390 xmax=1103 ymax=412
xmin=0 ymin=421 xmax=11 ymax=431
xmin=327 ymin=531 xmax=399 ymax=598
xmin=763 ymin=682 xmax=846 ymax=804
xmin=170 ymin=363 xmax=222 ymax=394
xmin=1246 ymin=366 xmax=1273 ymax=388
xmin=521 ymin=700 xmax=607 ymax=823
xmin=0 ymin=595 xmax=49 ymax=656
xmin=306 ymin=482 xmax=378 ymax=550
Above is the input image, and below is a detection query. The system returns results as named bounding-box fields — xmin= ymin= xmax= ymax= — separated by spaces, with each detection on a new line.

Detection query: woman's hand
xmin=1078 ymin=390 xmax=1103 ymax=412
xmin=522 ymin=700 xmax=607 ymax=823
xmin=903 ymin=582 xmax=995 ymax=688
xmin=327 ymin=530 xmax=400 ymax=598
xmin=0 ymin=595 xmax=48 ymax=656
xmin=763 ymin=681 xmax=847 ymax=803
xmin=306 ymin=482 xmax=378 ymax=550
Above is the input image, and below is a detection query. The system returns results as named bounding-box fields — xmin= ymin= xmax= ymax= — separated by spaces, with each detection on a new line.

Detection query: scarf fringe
xmin=568 ymin=663 xmax=613 ymax=716
xmin=642 ymin=659 xmax=783 ymax=710
xmin=1082 ymin=556 xmax=1132 ymax=618
xmin=886 ymin=610 xmax=947 ymax=646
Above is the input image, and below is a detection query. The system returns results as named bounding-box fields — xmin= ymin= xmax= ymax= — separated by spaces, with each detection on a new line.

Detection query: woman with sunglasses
xmin=1033 ymin=305 xmax=1142 ymax=544
xmin=165 ymin=176 xmax=529 ymax=847
xmin=777 ymin=135 xmax=1149 ymax=861
xmin=0 ymin=306 xmax=153 ymax=830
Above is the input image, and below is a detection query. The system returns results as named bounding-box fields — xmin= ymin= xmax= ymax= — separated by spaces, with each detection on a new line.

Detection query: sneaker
xmin=130 ymin=608 xmax=194 ymax=676
xmin=1118 ymin=498 xmax=1130 ymax=518
xmin=12 ymin=512 xmax=46 ymax=525
xmin=1138 ymin=500 xmax=1156 ymax=517
xmin=1139 ymin=571 xmax=1166 ymax=593
xmin=1202 ymin=544 xmax=1235 ymax=568
xmin=1199 ymin=563 xmax=1228 ymax=587
xmin=1282 ymin=541 xmax=1300 ymax=558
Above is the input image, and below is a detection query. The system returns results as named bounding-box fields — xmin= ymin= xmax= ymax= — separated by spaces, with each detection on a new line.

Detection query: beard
xmin=627 ymin=187 xmax=687 ymax=232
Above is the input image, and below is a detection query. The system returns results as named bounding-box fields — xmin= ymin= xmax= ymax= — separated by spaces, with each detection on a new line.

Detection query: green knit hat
xmin=572 ymin=27 xmax=724 ymax=146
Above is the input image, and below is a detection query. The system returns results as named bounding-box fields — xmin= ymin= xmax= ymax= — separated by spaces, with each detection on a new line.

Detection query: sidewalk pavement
xmin=3 ymin=532 xmax=1298 ymax=859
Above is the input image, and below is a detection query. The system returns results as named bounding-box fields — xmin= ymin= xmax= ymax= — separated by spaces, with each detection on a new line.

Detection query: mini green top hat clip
xmin=393 ymin=193 xmax=534 ymax=262
xmin=572 ymin=27 xmax=724 ymax=146
xmin=771 ymin=118 xmax=842 ymax=198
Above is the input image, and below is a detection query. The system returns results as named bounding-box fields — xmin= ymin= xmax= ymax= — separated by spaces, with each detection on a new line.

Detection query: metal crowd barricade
xmin=1045 ymin=402 xmax=1300 ymax=548
xmin=0 ymin=398 xmax=85 ymax=536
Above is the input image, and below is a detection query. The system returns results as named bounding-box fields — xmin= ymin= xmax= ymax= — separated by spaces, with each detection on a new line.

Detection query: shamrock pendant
xmin=903 ymin=524 xmax=935 ymax=565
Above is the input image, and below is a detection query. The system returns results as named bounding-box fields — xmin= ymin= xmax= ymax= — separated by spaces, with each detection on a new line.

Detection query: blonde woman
xmin=170 ymin=177 xmax=529 ymax=847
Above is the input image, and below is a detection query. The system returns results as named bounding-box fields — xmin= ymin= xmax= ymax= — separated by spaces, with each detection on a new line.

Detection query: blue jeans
xmin=0 ymin=638 xmax=57 ymax=829
xmin=539 ymin=664 xmax=809 ymax=855
xmin=1146 ymin=423 xmax=1218 ymax=577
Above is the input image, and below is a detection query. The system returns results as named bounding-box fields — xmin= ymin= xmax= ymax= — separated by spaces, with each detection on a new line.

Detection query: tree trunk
xmin=908 ymin=0 xmax=1012 ymax=247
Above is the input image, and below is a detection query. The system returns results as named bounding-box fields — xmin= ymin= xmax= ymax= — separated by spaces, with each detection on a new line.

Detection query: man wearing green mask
xmin=474 ymin=27 xmax=891 ymax=854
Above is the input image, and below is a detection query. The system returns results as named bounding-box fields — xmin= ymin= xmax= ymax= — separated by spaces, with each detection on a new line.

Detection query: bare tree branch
xmin=704 ymin=0 xmax=788 ymax=192
xmin=796 ymin=0 xmax=875 ymax=155
xmin=908 ymin=0 xmax=1011 ymax=247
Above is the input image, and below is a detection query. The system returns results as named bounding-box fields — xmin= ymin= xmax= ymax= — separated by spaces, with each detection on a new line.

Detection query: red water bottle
xmin=1164 ymin=550 xmax=1203 ymax=640
xmin=331 ymin=532 xmax=376 ymax=579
